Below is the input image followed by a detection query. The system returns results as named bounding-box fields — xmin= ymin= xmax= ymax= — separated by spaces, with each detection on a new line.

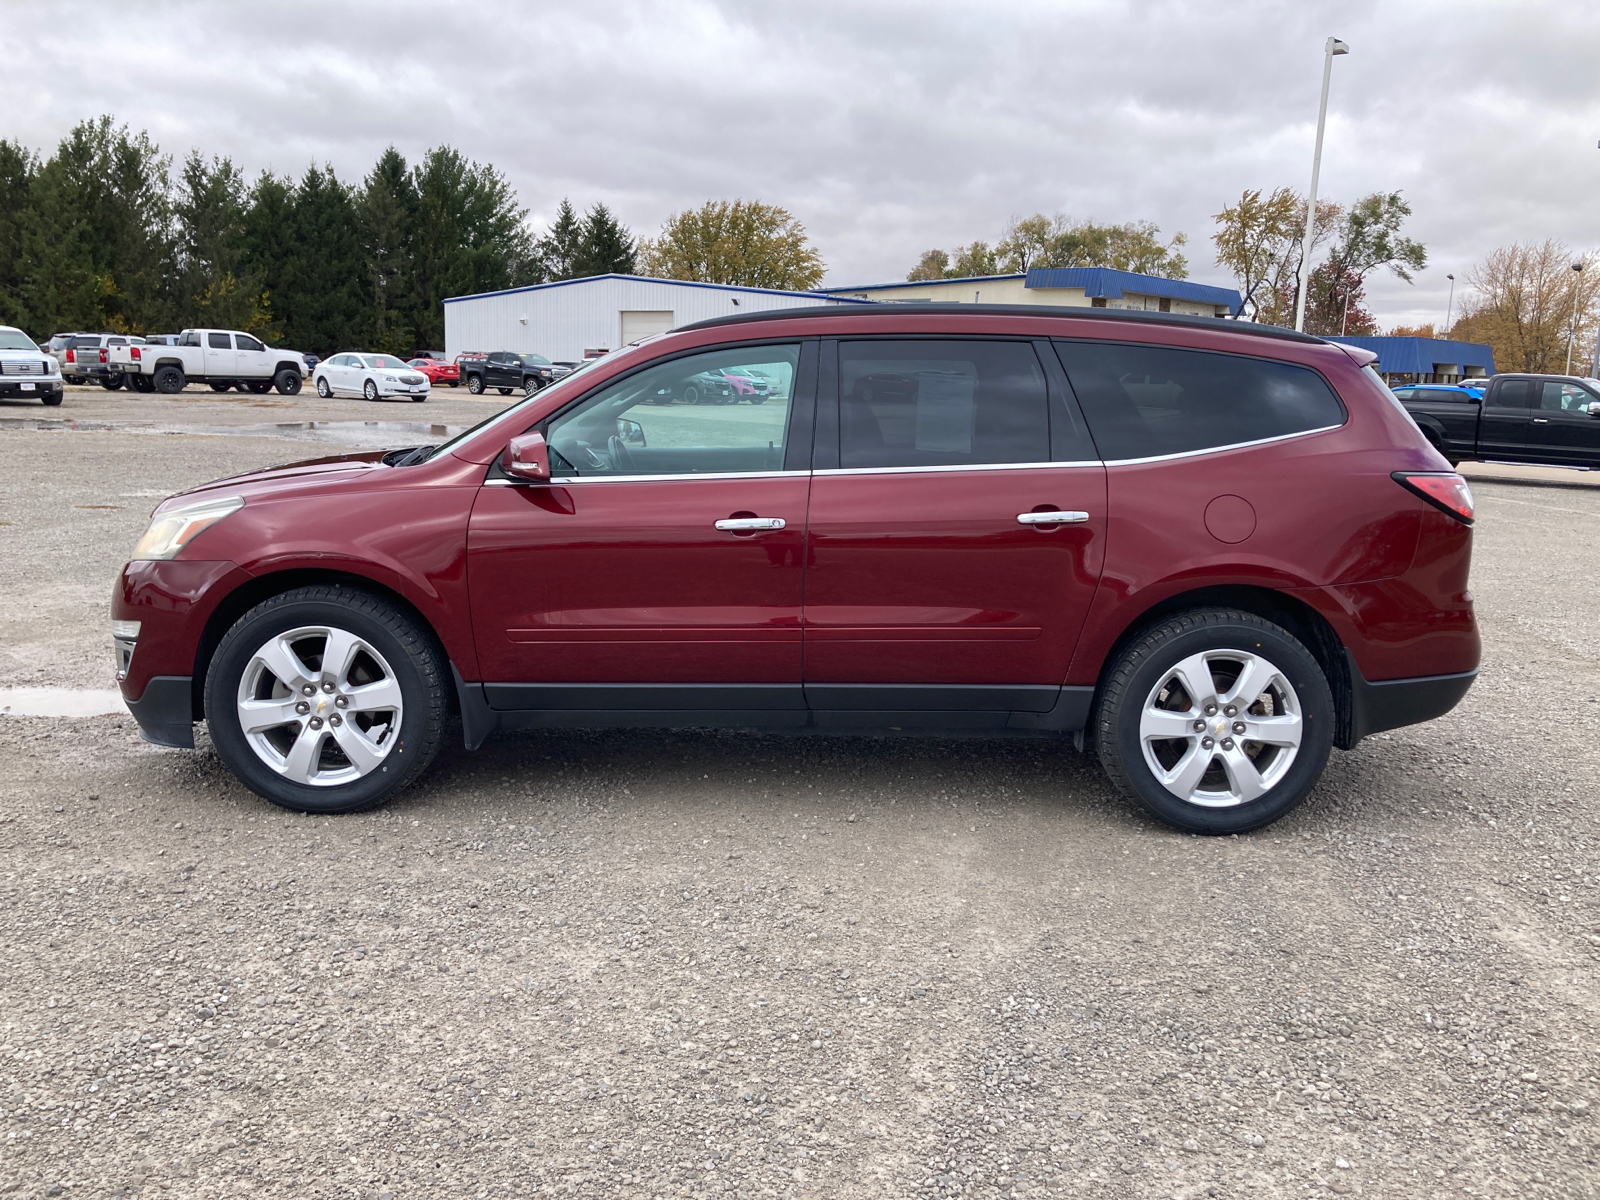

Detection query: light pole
xmin=1293 ymin=36 xmax=1350 ymax=333
xmin=1443 ymin=273 xmax=1455 ymax=338
xmin=1566 ymin=261 xmax=1583 ymax=376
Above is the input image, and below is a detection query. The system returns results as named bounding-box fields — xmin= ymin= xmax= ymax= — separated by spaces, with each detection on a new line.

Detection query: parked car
xmin=312 ymin=353 xmax=430 ymax=401
xmin=412 ymin=350 xmax=449 ymax=361
xmin=459 ymin=351 xmax=570 ymax=396
xmin=0 ymin=325 xmax=64 ymax=405
xmin=717 ymin=367 xmax=772 ymax=403
xmin=302 ymin=353 xmax=320 ymax=375
xmin=56 ymin=333 xmax=145 ymax=389
xmin=1396 ymin=373 xmax=1600 ymax=468
xmin=143 ymin=334 xmax=183 ymax=346
xmin=645 ymin=368 xmax=737 ymax=405
xmin=107 ymin=329 xmax=305 ymax=395
xmin=407 ymin=357 xmax=460 ymax=387
xmin=113 ymin=304 xmax=1479 ymax=833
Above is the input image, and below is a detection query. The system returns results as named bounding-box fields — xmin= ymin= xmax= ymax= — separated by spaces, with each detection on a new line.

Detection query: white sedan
xmin=312 ymin=352 xmax=430 ymax=402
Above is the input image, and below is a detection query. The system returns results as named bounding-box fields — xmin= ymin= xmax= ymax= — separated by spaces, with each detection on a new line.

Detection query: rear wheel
xmin=497 ymin=387 xmax=512 ymax=395
xmin=467 ymin=374 xmax=484 ymax=394
xmin=1094 ymin=609 xmax=1334 ymax=834
xmin=130 ymin=374 xmax=154 ymax=393
xmin=248 ymin=381 xmax=272 ymax=394
xmin=204 ymin=586 xmax=448 ymax=814
xmin=153 ymin=366 xmax=185 ymax=394
xmin=101 ymin=374 xmax=125 ymax=391
xmin=210 ymin=382 xmax=233 ymax=393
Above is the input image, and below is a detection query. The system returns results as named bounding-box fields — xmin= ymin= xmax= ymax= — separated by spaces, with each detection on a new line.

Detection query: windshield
xmin=363 ymin=354 xmax=409 ymax=369
xmin=418 ymin=353 xmax=618 ymax=463
xmin=519 ymin=353 xmax=552 ymax=366
xmin=0 ymin=331 xmax=38 ymax=351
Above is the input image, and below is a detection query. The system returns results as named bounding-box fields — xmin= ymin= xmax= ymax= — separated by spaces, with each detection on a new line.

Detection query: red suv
xmin=113 ymin=307 xmax=1479 ymax=833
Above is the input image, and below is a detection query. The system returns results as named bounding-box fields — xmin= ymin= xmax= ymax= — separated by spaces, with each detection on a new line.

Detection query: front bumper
xmin=380 ymin=382 xmax=430 ymax=397
xmin=124 ymin=676 xmax=196 ymax=748
xmin=0 ymin=379 xmax=61 ymax=398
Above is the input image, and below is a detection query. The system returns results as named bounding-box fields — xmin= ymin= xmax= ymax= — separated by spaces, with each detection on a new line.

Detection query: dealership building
xmin=1324 ymin=335 xmax=1496 ymax=386
xmin=818 ymin=267 xmax=1243 ymax=317
xmin=442 ymin=274 xmax=868 ymax=362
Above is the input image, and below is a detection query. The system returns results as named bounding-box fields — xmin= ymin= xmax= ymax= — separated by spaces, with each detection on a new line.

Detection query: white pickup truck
xmin=107 ymin=329 xmax=305 ymax=395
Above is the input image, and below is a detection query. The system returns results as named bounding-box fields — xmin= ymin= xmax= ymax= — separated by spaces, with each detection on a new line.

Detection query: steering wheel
xmin=606 ymin=434 xmax=636 ymax=474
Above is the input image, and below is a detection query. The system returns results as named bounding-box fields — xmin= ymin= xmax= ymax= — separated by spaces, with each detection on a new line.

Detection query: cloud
xmin=9 ymin=0 xmax=1600 ymax=326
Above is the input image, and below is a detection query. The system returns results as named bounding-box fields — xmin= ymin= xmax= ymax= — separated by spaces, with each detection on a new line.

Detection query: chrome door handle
xmin=1017 ymin=510 xmax=1089 ymax=525
xmin=1532 ymin=417 xmax=1550 ymax=423
xmin=715 ymin=517 xmax=786 ymax=531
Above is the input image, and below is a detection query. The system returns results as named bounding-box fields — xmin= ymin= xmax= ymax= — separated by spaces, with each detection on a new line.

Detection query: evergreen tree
xmin=279 ymin=164 xmax=367 ymax=355
xmin=0 ymin=141 xmax=37 ymax=329
xmin=174 ymin=153 xmax=267 ymax=332
xmin=574 ymin=203 xmax=637 ymax=277
xmin=535 ymin=199 xmax=582 ymax=281
xmin=240 ymin=172 xmax=297 ymax=339
xmin=362 ymin=147 xmax=417 ymax=355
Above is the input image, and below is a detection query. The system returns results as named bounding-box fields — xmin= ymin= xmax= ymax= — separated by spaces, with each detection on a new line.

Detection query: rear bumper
xmin=1347 ymin=651 xmax=1476 ymax=742
xmin=124 ymin=675 xmax=195 ymax=748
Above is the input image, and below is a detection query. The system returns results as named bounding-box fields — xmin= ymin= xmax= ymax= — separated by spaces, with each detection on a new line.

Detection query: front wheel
xmin=1094 ymin=609 xmax=1334 ymax=834
xmin=315 ymin=376 xmax=332 ymax=398
xmin=204 ymin=585 xmax=449 ymax=813
xmin=523 ymin=378 xmax=539 ymax=397
xmin=363 ymin=379 xmax=378 ymax=402
xmin=274 ymin=369 xmax=302 ymax=396
xmin=42 ymin=391 xmax=63 ymax=407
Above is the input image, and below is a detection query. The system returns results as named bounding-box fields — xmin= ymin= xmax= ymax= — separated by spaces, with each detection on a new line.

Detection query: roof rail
xmin=676 ymin=303 xmax=1326 ymax=344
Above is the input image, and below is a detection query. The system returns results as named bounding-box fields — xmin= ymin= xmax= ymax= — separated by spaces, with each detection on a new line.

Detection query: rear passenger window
xmin=1052 ymin=341 xmax=1346 ymax=461
xmin=837 ymin=341 xmax=1049 ymax=468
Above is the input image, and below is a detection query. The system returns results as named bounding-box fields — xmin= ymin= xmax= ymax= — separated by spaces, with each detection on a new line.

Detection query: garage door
xmin=620 ymin=310 xmax=674 ymax=345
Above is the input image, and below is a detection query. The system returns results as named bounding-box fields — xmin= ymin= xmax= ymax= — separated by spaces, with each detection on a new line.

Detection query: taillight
xmin=130 ymin=346 xmax=141 ymax=361
xmin=1393 ymin=471 xmax=1474 ymax=525
xmin=65 ymin=349 xmax=74 ymax=363
xmin=99 ymin=348 xmax=108 ymax=364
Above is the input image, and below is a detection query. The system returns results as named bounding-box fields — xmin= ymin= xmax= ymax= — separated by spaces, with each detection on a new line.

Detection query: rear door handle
xmin=1017 ymin=511 xmax=1089 ymax=525
xmin=715 ymin=517 xmax=786 ymax=531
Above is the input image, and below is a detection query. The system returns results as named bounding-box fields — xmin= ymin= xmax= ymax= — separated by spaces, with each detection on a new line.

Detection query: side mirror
xmin=502 ymin=431 xmax=551 ymax=482
xmin=1588 ymin=402 xmax=1600 ymax=416
xmin=617 ymin=417 xmax=646 ymax=446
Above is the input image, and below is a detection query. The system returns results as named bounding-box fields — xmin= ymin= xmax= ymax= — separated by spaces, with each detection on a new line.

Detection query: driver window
xmin=545 ymin=345 xmax=800 ymax=478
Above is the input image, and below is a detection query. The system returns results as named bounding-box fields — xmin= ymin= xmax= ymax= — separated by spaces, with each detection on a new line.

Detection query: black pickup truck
xmin=459 ymin=351 xmax=570 ymax=396
xmin=1396 ymin=374 xmax=1600 ymax=469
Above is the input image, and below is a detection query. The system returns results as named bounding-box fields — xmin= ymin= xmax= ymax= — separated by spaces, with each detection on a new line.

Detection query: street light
xmin=1566 ymin=261 xmax=1584 ymax=375
xmin=1293 ymin=36 xmax=1349 ymax=333
xmin=1443 ymin=274 xmax=1455 ymax=338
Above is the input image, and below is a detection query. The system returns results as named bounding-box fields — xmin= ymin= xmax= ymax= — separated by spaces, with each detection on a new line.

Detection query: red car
xmin=113 ymin=306 xmax=1478 ymax=833
xmin=407 ymin=357 xmax=459 ymax=387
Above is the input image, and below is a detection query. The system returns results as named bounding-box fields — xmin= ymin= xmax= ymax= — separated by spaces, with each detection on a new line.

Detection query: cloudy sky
xmin=11 ymin=0 xmax=1600 ymax=325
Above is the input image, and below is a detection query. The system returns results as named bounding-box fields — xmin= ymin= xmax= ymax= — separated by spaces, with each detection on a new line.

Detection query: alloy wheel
xmin=1137 ymin=650 xmax=1303 ymax=807
xmin=235 ymin=625 xmax=404 ymax=787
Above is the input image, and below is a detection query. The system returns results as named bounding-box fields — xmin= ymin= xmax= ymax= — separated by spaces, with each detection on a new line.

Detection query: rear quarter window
xmin=1052 ymin=341 xmax=1347 ymax=462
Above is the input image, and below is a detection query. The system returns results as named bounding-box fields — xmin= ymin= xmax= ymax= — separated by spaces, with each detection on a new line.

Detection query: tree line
xmin=908 ymin=215 xmax=1189 ymax=283
xmin=0 ymin=117 xmax=829 ymax=356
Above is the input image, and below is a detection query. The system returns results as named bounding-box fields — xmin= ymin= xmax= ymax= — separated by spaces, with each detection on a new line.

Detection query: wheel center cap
xmin=1212 ymin=717 xmax=1229 ymax=737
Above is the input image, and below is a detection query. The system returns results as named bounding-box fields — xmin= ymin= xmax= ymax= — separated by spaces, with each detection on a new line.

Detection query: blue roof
xmin=443 ymin=273 xmax=876 ymax=305
xmin=1323 ymin=336 xmax=1496 ymax=376
xmin=1024 ymin=268 xmax=1243 ymax=313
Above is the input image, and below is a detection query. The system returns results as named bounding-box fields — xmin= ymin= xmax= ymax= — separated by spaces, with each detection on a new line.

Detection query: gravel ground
xmin=0 ymin=390 xmax=1595 ymax=1199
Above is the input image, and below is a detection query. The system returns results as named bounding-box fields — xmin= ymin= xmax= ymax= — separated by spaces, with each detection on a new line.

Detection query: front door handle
xmin=715 ymin=517 xmax=786 ymax=531
xmin=1532 ymin=417 xmax=1550 ymax=423
xmin=1017 ymin=510 xmax=1090 ymax=525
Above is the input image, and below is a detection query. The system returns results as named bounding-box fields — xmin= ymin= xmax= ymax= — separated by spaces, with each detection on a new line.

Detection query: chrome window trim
xmin=484 ymin=469 xmax=801 ymax=487
xmin=1101 ymin=424 xmax=1344 ymax=467
xmin=813 ymin=460 xmax=1099 ymax=477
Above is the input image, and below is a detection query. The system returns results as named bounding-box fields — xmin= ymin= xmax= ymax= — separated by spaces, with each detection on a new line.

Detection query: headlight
xmin=381 ymin=373 xmax=399 ymax=383
xmin=131 ymin=495 xmax=244 ymax=561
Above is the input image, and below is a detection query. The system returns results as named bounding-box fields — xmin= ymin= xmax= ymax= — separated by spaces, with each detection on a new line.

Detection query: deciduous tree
xmin=641 ymin=200 xmax=825 ymax=291
xmin=1452 ymin=240 xmax=1600 ymax=373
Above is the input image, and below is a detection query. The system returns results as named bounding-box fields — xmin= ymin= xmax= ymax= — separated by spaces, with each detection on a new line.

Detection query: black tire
xmin=363 ymin=379 xmax=378 ymax=402
xmin=412 ymin=394 xmax=426 ymax=402
xmin=750 ymin=396 xmax=765 ymax=405
xmin=497 ymin=387 xmax=512 ymax=395
xmin=204 ymin=585 xmax=449 ymax=814
xmin=210 ymin=382 xmax=233 ymax=393
xmin=42 ymin=391 xmax=63 ymax=407
xmin=316 ymin=376 xmax=332 ymax=399
xmin=153 ymin=366 xmax=185 ymax=394
xmin=683 ymin=385 xmax=700 ymax=405
xmin=130 ymin=374 xmax=154 ymax=393
xmin=448 ymin=380 xmax=459 ymax=388
xmin=275 ymin=368 xmax=302 ymax=396
xmin=1094 ymin=608 xmax=1334 ymax=834
xmin=101 ymin=374 xmax=125 ymax=391
xmin=466 ymin=374 xmax=484 ymax=395
xmin=248 ymin=381 xmax=272 ymax=394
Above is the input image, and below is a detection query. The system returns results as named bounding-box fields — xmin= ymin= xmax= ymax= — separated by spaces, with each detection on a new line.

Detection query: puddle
xmin=0 ymin=688 xmax=127 ymax=718
xmin=0 ymin=418 xmax=467 ymax=450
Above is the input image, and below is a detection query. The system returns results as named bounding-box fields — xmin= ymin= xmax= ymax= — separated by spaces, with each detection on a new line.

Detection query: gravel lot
xmin=0 ymin=386 xmax=1595 ymax=1200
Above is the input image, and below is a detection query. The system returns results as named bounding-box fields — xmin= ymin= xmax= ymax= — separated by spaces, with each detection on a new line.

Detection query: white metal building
xmin=442 ymin=274 xmax=868 ymax=362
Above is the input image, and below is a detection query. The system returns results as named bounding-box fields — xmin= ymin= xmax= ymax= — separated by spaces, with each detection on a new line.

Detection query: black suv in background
xmin=459 ymin=352 xmax=571 ymax=396
xmin=1396 ymin=374 xmax=1600 ymax=469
